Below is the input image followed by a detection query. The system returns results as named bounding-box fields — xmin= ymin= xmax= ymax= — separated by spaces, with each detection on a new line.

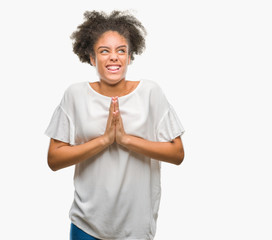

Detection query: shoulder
xmin=61 ymin=82 xmax=88 ymax=101
xmin=140 ymin=79 xmax=164 ymax=96
xmin=140 ymin=79 xmax=166 ymax=99
xmin=139 ymin=80 xmax=170 ymax=122
xmin=139 ymin=79 xmax=169 ymax=111
xmin=64 ymin=82 xmax=87 ymax=96
xmin=60 ymin=82 xmax=87 ymax=108
xmin=141 ymin=79 xmax=161 ymax=90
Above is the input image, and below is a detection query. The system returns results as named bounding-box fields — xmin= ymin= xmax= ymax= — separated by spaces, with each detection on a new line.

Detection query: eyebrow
xmin=97 ymin=45 xmax=128 ymax=50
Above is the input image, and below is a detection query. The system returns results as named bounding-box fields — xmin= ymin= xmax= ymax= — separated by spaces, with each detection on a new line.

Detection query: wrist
xmin=119 ymin=134 xmax=131 ymax=147
xmin=100 ymin=135 xmax=112 ymax=147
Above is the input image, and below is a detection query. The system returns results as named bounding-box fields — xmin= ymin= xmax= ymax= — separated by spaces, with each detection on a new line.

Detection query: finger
xmin=109 ymin=97 xmax=115 ymax=115
xmin=120 ymin=111 xmax=125 ymax=130
xmin=111 ymin=97 xmax=118 ymax=112
xmin=115 ymin=110 xmax=124 ymax=130
xmin=115 ymin=97 xmax=119 ymax=112
xmin=115 ymin=110 xmax=119 ymax=121
xmin=106 ymin=98 xmax=116 ymax=130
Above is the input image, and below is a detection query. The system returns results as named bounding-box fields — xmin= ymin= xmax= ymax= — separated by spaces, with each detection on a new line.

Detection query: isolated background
xmin=0 ymin=0 xmax=271 ymax=239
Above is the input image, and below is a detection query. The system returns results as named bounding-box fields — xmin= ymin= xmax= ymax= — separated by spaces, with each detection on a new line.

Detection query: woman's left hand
xmin=112 ymin=97 xmax=184 ymax=165
xmin=113 ymin=97 xmax=128 ymax=146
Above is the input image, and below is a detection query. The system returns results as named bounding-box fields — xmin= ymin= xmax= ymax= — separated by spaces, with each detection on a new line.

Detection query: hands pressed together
xmin=48 ymin=95 xmax=184 ymax=172
xmin=104 ymin=97 xmax=128 ymax=146
xmin=48 ymin=95 xmax=184 ymax=171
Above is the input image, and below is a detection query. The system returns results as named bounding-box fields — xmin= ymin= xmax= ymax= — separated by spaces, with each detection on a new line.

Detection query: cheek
xmin=95 ymin=58 xmax=106 ymax=69
xmin=121 ymin=55 xmax=130 ymax=64
xmin=97 ymin=65 xmax=106 ymax=75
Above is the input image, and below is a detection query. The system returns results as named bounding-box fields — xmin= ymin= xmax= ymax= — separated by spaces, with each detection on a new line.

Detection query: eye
xmin=118 ymin=49 xmax=126 ymax=53
xmin=100 ymin=49 xmax=109 ymax=54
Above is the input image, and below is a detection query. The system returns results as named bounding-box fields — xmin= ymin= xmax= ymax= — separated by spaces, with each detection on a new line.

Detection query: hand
xmin=113 ymin=97 xmax=128 ymax=146
xmin=103 ymin=96 xmax=117 ymax=146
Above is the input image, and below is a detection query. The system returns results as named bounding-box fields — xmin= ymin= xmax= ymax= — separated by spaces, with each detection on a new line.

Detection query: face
xmin=90 ymin=31 xmax=131 ymax=85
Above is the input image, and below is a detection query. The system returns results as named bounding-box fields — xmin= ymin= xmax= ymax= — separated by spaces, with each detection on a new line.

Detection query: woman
xmin=45 ymin=10 xmax=185 ymax=240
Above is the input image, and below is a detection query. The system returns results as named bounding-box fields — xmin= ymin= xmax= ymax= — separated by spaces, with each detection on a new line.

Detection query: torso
xmin=51 ymin=79 xmax=182 ymax=239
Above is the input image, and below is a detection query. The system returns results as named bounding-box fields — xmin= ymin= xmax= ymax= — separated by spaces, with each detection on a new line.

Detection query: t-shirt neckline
xmin=86 ymin=80 xmax=143 ymax=100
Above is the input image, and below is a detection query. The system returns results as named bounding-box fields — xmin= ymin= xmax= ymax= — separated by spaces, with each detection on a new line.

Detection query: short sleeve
xmin=156 ymin=104 xmax=185 ymax=142
xmin=44 ymin=105 xmax=75 ymax=145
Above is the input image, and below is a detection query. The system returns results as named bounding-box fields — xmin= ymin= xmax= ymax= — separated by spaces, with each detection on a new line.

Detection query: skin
xmin=47 ymin=31 xmax=184 ymax=171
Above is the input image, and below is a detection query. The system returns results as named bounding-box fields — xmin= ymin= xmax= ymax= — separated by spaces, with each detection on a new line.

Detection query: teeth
xmin=107 ymin=66 xmax=120 ymax=70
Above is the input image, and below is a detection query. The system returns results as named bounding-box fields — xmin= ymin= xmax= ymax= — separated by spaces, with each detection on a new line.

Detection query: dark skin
xmin=47 ymin=31 xmax=184 ymax=171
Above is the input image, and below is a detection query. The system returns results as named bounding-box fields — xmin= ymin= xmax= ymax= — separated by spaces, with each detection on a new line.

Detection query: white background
xmin=0 ymin=0 xmax=271 ymax=239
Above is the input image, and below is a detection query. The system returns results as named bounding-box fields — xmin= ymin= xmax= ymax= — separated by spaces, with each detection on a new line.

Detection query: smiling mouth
xmin=106 ymin=65 xmax=121 ymax=72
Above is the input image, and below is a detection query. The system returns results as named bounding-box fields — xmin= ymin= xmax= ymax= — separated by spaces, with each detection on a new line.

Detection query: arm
xmin=47 ymin=136 xmax=110 ymax=171
xmin=120 ymin=135 xmax=184 ymax=165
xmin=114 ymin=97 xmax=185 ymax=165
xmin=47 ymin=98 xmax=116 ymax=171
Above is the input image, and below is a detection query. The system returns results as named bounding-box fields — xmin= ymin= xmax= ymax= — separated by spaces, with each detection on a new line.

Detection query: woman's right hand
xmin=103 ymin=97 xmax=118 ymax=145
xmin=47 ymin=98 xmax=119 ymax=171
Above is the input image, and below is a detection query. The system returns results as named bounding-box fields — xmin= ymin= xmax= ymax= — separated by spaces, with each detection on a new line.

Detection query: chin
xmin=102 ymin=76 xmax=125 ymax=85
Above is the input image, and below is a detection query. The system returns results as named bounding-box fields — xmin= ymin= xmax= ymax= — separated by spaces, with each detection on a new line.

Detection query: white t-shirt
xmin=45 ymin=79 xmax=185 ymax=240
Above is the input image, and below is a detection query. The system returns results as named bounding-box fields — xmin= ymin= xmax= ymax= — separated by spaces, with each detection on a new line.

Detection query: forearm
xmin=121 ymin=135 xmax=184 ymax=165
xmin=48 ymin=136 xmax=110 ymax=171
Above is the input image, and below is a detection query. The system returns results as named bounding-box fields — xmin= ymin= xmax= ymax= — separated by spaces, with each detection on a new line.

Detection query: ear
xmin=90 ymin=54 xmax=96 ymax=66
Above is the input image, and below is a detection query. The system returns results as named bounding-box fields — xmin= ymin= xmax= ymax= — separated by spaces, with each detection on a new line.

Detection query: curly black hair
xmin=70 ymin=10 xmax=147 ymax=65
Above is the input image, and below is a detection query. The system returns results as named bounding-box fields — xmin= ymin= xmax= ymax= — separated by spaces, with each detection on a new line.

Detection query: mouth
xmin=106 ymin=65 xmax=121 ymax=73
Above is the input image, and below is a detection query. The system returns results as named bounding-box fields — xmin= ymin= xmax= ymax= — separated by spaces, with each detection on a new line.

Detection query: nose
xmin=109 ymin=52 xmax=118 ymax=62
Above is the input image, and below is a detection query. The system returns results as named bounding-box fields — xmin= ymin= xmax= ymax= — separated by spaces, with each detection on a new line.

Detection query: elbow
xmin=175 ymin=149 xmax=185 ymax=166
xmin=48 ymin=159 xmax=57 ymax=172
xmin=47 ymin=154 xmax=59 ymax=172
xmin=170 ymin=137 xmax=185 ymax=166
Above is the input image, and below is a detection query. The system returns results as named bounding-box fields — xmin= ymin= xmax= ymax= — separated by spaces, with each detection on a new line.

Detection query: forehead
xmin=94 ymin=31 xmax=129 ymax=48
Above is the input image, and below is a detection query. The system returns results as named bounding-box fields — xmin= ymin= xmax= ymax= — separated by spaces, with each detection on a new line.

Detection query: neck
xmin=98 ymin=79 xmax=128 ymax=97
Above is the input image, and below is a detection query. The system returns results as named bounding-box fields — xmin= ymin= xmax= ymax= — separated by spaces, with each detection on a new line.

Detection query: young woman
xmin=45 ymin=10 xmax=185 ymax=240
